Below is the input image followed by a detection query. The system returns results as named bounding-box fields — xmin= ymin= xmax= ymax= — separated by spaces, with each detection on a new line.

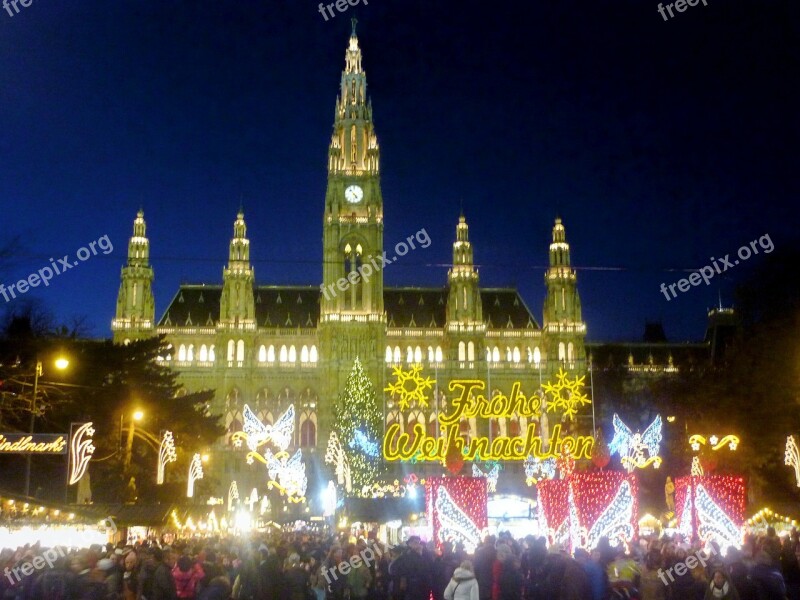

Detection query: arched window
xmin=428 ymin=414 xmax=439 ymax=438
xmin=258 ymin=345 xmax=267 ymax=363
xmin=267 ymin=345 xmax=275 ymax=362
xmin=279 ymin=345 xmax=288 ymax=362
xmin=301 ymin=345 xmax=309 ymax=362
xmin=386 ymin=346 xmax=393 ymax=364
xmin=288 ymin=346 xmax=296 ymax=363
xmin=406 ymin=347 xmax=413 ymax=363
xmin=178 ymin=344 xmax=187 ymax=361
xmin=199 ymin=344 xmax=208 ymax=362
xmin=506 ymin=347 xmax=512 ymax=362
xmin=467 ymin=341 xmax=475 ymax=361
xmin=486 ymin=348 xmax=491 ymax=361
xmin=309 ymin=346 xmax=318 ymax=363
xmin=227 ymin=340 xmax=235 ymax=361
xmin=492 ymin=347 xmax=500 ymax=363
xmin=458 ymin=341 xmax=466 ymax=362
xmin=533 ymin=346 xmax=541 ymax=366
xmin=236 ymin=340 xmax=245 ymax=362
xmin=187 ymin=345 xmax=194 ymax=362
xmin=300 ymin=419 xmax=317 ymax=448
xmin=427 ymin=346 xmax=434 ymax=363
xmin=559 ymin=342 xmax=566 ymax=362
xmin=513 ymin=347 xmax=521 ymax=363
xmin=568 ymin=342 xmax=575 ymax=363
xmin=414 ymin=346 xmax=422 ymax=364
xmin=435 ymin=346 xmax=443 ymax=363
xmin=209 ymin=345 xmax=215 ymax=362
xmin=394 ymin=346 xmax=401 ymax=363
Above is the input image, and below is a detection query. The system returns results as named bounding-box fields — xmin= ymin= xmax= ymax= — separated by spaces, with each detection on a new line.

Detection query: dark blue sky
xmin=1 ymin=0 xmax=797 ymax=341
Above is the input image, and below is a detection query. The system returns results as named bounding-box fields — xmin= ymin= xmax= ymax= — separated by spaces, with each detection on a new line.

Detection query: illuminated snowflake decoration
xmin=542 ymin=368 xmax=591 ymax=422
xmin=384 ymin=365 xmax=435 ymax=409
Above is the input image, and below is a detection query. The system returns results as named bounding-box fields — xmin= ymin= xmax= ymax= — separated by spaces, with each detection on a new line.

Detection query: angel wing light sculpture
xmin=609 ymin=414 xmax=663 ymax=473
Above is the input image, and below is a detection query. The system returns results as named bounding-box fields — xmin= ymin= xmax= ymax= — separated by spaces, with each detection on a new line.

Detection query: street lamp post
xmin=24 ymin=356 xmax=69 ymax=497
xmin=123 ymin=410 xmax=144 ymax=476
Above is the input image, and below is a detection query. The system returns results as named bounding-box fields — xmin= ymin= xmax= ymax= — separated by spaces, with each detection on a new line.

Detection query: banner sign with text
xmin=0 ymin=433 xmax=68 ymax=454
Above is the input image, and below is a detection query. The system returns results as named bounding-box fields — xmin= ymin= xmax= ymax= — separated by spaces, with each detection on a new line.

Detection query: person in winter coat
xmin=444 ymin=561 xmax=479 ymax=600
xmin=283 ymin=554 xmax=311 ymax=600
xmin=172 ymin=555 xmax=205 ymax=599
xmin=703 ymin=569 xmax=740 ymax=600
xmin=197 ymin=576 xmax=231 ymax=600
xmin=749 ymin=550 xmax=788 ymax=600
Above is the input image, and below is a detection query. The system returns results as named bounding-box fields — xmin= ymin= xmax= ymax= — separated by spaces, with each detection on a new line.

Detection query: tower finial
xmin=351 ymin=17 xmax=358 ymax=37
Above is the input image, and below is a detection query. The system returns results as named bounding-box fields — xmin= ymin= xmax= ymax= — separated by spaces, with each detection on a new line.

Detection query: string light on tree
xmin=335 ymin=357 xmax=382 ymax=490
xmin=187 ymin=453 xmax=204 ymax=498
xmin=157 ymin=431 xmax=177 ymax=485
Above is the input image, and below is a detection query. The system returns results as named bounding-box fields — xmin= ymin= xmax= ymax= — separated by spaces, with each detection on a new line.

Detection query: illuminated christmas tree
xmin=334 ymin=357 xmax=382 ymax=490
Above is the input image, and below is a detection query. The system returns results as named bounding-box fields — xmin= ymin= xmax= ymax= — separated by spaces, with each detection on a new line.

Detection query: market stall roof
xmin=85 ymin=503 xmax=215 ymax=528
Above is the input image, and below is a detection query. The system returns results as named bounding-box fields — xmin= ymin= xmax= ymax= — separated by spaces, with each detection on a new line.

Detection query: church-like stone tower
xmin=112 ymin=210 xmax=155 ymax=343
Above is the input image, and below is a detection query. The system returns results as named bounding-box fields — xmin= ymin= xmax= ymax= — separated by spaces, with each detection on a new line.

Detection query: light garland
xmin=157 ymin=431 xmax=177 ymax=485
xmin=747 ymin=508 xmax=799 ymax=529
xmin=350 ymin=429 xmax=380 ymax=458
xmin=785 ymin=436 xmax=800 ymax=487
xmin=609 ymin=414 xmax=662 ymax=473
xmin=384 ymin=365 xmax=435 ymax=409
xmin=691 ymin=456 xmax=704 ymax=476
xmin=68 ymin=422 xmax=95 ymax=485
xmin=689 ymin=434 xmax=739 ymax=452
xmin=472 ymin=463 xmax=500 ymax=493
xmin=187 ymin=453 xmax=204 ymax=498
xmin=325 ymin=432 xmax=352 ymax=493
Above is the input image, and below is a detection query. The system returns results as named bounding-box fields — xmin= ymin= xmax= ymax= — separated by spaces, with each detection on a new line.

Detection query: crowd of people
xmin=1 ymin=527 xmax=799 ymax=600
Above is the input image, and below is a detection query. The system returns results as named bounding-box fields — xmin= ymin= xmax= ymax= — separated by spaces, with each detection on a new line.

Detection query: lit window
xmin=386 ymin=347 xmax=393 ymax=363
xmin=492 ymin=347 xmax=500 ymax=363
xmin=506 ymin=347 xmax=512 ymax=362
xmin=209 ymin=345 xmax=215 ymax=362
xmin=301 ymin=345 xmax=309 ymax=362
xmin=267 ymin=345 xmax=275 ymax=362
xmin=394 ymin=346 xmax=401 ymax=363
xmin=406 ymin=347 xmax=413 ymax=363
xmin=427 ymin=346 xmax=434 ymax=363
xmin=568 ymin=342 xmax=575 ymax=363
xmin=289 ymin=345 xmax=296 ymax=363
xmin=236 ymin=340 xmax=245 ymax=362
xmin=187 ymin=345 xmax=194 ymax=362
xmin=414 ymin=346 xmax=422 ymax=364
xmin=227 ymin=340 xmax=235 ymax=361
xmin=178 ymin=345 xmax=187 ymax=361
xmin=513 ymin=347 xmax=520 ymax=363
xmin=458 ymin=341 xmax=466 ymax=362
xmin=258 ymin=345 xmax=267 ymax=363
xmin=559 ymin=342 xmax=566 ymax=361
xmin=435 ymin=346 xmax=443 ymax=363
xmin=280 ymin=345 xmax=288 ymax=362
xmin=533 ymin=347 xmax=541 ymax=365
xmin=199 ymin=345 xmax=208 ymax=362
xmin=467 ymin=341 xmax=475 ymax=362
xmin=309 ymin=346 xmax=318 ymax=363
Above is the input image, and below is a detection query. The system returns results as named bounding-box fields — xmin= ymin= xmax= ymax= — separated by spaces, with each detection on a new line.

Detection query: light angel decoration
xmin=524 ymin=455 xmax=556 ymax=486
xmin=609 ymin=414 xmax=663 ymax=473
xmin=157 ymin=431 xmax=177 ymax=485
xmin=232 ymin=404 xmax=308 ymax=503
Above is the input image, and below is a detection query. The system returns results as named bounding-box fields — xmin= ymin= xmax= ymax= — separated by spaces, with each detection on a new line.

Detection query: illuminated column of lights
xmin=187 ymin=453 xmax=203 ymax=498
xmin=691 ymin=456 xmax=704 ymax=476
xmin=228 ymin=481 xmax=239 ymax=512
xmin=157 ymin=431 xmax=177 ymax=485
xmin=785 ymin=436 xmax=800 ymax=487
xmin=68 ymin=422 xmax=96 ymax=485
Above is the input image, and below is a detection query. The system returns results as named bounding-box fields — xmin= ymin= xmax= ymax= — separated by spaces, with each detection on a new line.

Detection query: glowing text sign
xmin=383 ymin=380 xmax=594 ymax=462
xmin=0 ymin=434 xmax=68 ymax=454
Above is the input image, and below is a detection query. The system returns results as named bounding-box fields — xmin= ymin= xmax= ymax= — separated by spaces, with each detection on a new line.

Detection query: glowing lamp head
xmin=133 ymin=410 xmax=144 ymax=421
xmin=201 ymin=454 xmax=209 ymax=463
xmin=54 ymin=357 xmax=70 ymax=370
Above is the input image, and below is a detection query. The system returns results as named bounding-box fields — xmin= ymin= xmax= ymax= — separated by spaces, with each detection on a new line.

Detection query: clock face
xmin=345 ymin=184 xmax=363 ymax=204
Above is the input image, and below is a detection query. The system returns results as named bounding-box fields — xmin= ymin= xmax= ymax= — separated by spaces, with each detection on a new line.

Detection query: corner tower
xmin=542 ymin=217 xmax=586 ymax=372
xmin=112 ymin=210 xmax=155 ymax=343
xmin=319 ymin=22 xmax=386 ymax=446
xmin=219 ymin=210 xmax=255 ymax=327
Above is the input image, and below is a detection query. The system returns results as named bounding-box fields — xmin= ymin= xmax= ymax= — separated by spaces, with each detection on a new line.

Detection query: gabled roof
xmin=158 ymin=285 xmax=540 ymax=330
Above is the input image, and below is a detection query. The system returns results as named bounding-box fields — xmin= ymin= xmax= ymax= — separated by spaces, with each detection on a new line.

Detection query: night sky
xmin=1 ymin=0 xmax=798 ymax=341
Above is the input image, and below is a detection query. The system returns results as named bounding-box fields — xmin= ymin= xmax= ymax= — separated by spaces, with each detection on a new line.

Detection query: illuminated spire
xmin=328 ymin=26 xmax=380 ymax=175
xmin=220 ymin=210 xmax=255 ymax=324
xmin=447 ymin=214 xmax=482 ymax=326
xmin=113 ymin=210 xmax=155 ymax=340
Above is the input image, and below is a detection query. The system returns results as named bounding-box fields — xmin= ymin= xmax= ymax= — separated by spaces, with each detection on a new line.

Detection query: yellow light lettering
xmin=382 ymin=423 xmax=422 ymax=461
xmin=440 ymin=380 xmax=484 ymax=425
xmin=465 ymin=437 xmax=489 ymax=461
xmin=574 ymin=435 xmax=595 ymax=459
xmin=490 ymin=436 xmax=511 ymax=459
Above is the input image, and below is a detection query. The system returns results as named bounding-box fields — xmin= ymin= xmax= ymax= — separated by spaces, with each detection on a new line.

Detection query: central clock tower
xmin=319 ymin=21 xmax=386 ymax=445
